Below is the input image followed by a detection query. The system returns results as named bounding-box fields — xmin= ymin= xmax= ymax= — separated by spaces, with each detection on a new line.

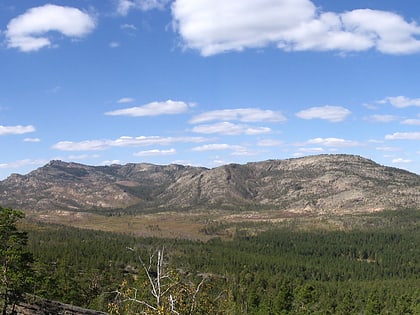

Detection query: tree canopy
xmin=0 ymin=207 xmax=33 ymax=315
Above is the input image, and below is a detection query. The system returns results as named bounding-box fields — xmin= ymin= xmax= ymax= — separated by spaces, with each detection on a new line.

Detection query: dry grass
xmin=23 ymin=208 xmax=373 ymax=240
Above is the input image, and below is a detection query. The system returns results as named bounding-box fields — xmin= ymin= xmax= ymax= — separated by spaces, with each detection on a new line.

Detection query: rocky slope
xmin=0 ymin=155 xmax=419 ymax=213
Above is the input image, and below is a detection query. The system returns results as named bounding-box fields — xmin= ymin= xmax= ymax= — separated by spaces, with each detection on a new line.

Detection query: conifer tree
xmin=0 ymin=207 xmax=33 ymax=315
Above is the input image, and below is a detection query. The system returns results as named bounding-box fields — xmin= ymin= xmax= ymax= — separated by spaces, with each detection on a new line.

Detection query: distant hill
xmin=0 ymin=154 xmax=419 ymax=214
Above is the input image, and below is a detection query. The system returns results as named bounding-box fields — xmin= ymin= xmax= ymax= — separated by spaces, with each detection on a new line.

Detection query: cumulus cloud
xmin=306 ymin=137 xmax=361 ymax=147
xmin=105 ymin=100 xmax=191 ymax=117
xmin=192 ymin=122 xmax=271 ymax=135
xmin=5 ymin=4 xmax=96 ymax=52
xmin=134 ymin=148 xmax=176 ymax=156
xmin=0 ymin=125 xmax=35 ymax=135
xmin=385 ymin=132 xmax=420 ymax=140
xmin=381 ymin=96 xmax=420 ymax=108
xmin=296 ymin=106 xmax=351 ymax=122
xmin=117 ymin=0 xmax=170 ymax=15
xmin=171 ymin=0 xmax=420 ymax=56
xmin=52 ymin=136 xmax=207 ymax=151
xmin=190 ymin=108 xmax=286 ymax=124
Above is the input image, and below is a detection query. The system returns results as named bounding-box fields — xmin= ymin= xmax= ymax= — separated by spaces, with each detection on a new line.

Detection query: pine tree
xmin=0 ymin=207 xmax=34 ymax=315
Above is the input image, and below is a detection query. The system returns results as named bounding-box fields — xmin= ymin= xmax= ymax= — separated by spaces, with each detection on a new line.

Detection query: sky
xmin=1 ymin=0 xmax=420 ymax=179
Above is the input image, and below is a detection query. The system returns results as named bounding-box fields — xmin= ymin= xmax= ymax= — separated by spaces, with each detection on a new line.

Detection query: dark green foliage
xmin=25 ymin=209 xmax=420 ymax=313
xmin=0 ymin=207 xmax=34 ymax=315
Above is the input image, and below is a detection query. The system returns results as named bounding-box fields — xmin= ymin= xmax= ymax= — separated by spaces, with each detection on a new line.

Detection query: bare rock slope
xmin=0 ymin=155 xmax=419 ymax=213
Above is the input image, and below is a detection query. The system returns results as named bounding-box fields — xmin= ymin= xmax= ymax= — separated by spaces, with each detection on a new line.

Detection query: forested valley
xmin=5 ymin=209 xmax=414 ymax=314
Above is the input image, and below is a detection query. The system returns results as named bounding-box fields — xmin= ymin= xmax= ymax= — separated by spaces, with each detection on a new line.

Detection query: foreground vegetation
xmin=3 ymin=208 xmax=420 ymax=314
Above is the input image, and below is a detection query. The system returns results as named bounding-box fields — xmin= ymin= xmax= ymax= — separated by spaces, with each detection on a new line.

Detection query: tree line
xmin=1 ymin=206 xmax=419 ymax=314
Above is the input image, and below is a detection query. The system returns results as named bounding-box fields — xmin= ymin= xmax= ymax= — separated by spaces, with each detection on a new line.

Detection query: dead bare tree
xmin=109 ymin=246 xmax=218 ymax=315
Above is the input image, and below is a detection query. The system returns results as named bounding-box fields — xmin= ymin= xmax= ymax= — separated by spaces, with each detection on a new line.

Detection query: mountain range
xmin=0 ymin=154 xmax=419 ymax=214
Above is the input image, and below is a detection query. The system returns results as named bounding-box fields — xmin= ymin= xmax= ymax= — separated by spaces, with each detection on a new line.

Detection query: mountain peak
xmin=0 ymin=154 xmax=418 ymax=213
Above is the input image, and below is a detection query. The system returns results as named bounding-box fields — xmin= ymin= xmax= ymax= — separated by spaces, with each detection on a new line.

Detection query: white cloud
xmin=341 ymin=9 xmax=420 ymax=55
xmin=190 ymin=108 xmax=286 ymax=124
xmin=192 ymin=143 xmax=254 ymax=157
xmin=6 ymin=4 xmax=96 ymax=52
xmin=23 ymin=137 xmax=41 ymax=142
xmin=381 ymin=96 xmax=420 ymax=108
xmin=52 ymin=136 xmax=207 ymax=151
xmin=109 ymin=41 xmax=120 ymax=48
xmin=376 ymin=146 xmax=401 ymax=152
xmin=192 ymin=122 xmax=271 ymax=135
xmin=121 ymin=24 xmax=137 ymax=31
xmin=53 ymin=139 xmax=111 ymax=151
xmin=365 ymin=114 xmax=399 ymax=123
xmin=101 ymin=160 xmax=122 ymax=166
xmin=257 ymin=139 xmax=283 ymax=147
xmin=192 ymin=143 xmax=242 ymax=152
xmin=306 ymin=137 xmax=361 ymax=147
xmin=0 ymin=158 xmax=47 ymax=170
xmin=117 ymin=97 xmax=135 ymax=104
xmin=0 ymin=125 xmax=35 ymax=135
xmin=385 ymin=132 xmax=420 ymax=140
xmin=297 ymin=147 xmax=325 ymax=153
xmin=134 ymin=148 xmax=176 ymax=156
xmin=105 ymin=100 xmax=191 ymax=117
xmin=117 ymin=0 xmax=169 ymax=15
xmin=401 ymin=118 xmax=420 ymax=125
xmin=296 ymin=105 xmax=351 ymax=122
xmin=172 ymin=0 xmax=420 ymax=56
xmin=392 ymin=158 xmax=412 ymax=164
xmin=67 ymin=154 xmax=100 ymax=160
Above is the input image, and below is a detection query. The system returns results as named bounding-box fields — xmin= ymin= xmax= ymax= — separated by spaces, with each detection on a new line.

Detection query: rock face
xmin=0 ymin=154 xmax=419 ymax=213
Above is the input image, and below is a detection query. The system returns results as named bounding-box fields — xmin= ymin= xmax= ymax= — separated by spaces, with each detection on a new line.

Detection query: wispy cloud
xmin=105 ymin=100 xmax=192 ymax=117
xmin=392 ymin=158 xmax=412 ymax=164
xmin=6 ymin=4 xmax=96 ymax=52
xmin=0 ymin=158 xmax=47 ymax=170
xmin=365 ymin=114 xmax=399 ymax=123
xmin=380 ymin=96 xmax=420 ymax=108
xmin=192 ymin=143 xmax=254 ymax=157
xmin=52 ymin=136 xmax=208 ymax=151
xmin=296 ymin=106 xmax=351 ymax=122
xmin=134 ymin=148 xmax=176 ymax=156
xmin=0 ymin=125 xmax=35 ymax=135
xmin=306 ymin=137 xmax=361 ymax=147
xmin=375 ymin=146 xmax=401 ymax=152
xmin=192 ymin=122 xmax=271 ymax=135
xmin=401 ymin=118 xmax=420 ymax=125
xmin=117 ymin=97 xmax=135 ymax=104
xmin=117 ymin=0 xmax=169 ymax=16
xmin=257 ymin=139 xmax=283 ymax=147
xmin=190 ymin=108 xmax=286 ymax=124
xmin=192 ymin=143 xmax=243 ymax=152
xmin=385 ymin=132 xmax=420 ymax=140
xmin=23 ymin=137 xmax=41 ymax=142
xmin=109 ymin=41 xmax=120 ymax=48
xmin=172 ymin=0 xmax=420 ymax=56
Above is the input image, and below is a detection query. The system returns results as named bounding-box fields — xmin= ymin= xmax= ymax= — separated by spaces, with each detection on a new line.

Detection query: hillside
xmin=0 ymin=154 xmax=419 ymax=214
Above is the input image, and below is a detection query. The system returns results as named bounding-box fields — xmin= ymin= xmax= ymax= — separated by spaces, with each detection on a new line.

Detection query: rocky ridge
xmin=0 ymin=154 xmax=419 ymax=214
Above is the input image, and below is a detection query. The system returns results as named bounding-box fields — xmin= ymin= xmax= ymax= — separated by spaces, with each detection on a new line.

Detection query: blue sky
xmin=1 ymin=0 xmax=420 ymax=179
